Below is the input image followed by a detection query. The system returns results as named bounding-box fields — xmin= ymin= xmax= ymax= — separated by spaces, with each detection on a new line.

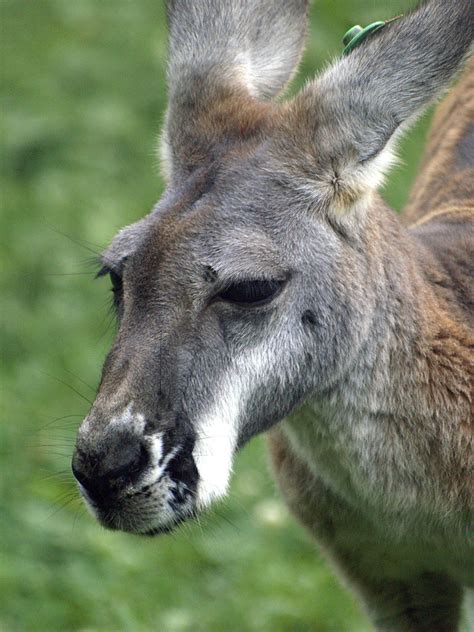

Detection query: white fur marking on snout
xmin=137 ymin=431 xmax=164 ymax=486
xmin=78 ymin=403 xmax=144 ymax=443
xmin=141 ymin=435 xmax=182 ymax=489
xmin=109 ymin=403 xmax=145 ymax=433
xmin=194 ymin=347 xmax=272 ymax=510
xmin=147 ymin=432 xmax=163 ymax=466
xmin=80 ymin=416 xmax=92 ymax=434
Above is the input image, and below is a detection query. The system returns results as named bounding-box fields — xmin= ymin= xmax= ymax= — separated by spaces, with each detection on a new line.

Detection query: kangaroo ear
xmin=162 ymin=0 xmax=309 ymax=177
xmin=166 ymin=0 xmax=309 ymax=101
xmin=285 ymin=0 xmax=473 ymax=211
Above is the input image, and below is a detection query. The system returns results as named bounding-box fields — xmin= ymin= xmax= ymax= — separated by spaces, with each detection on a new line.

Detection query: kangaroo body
xmin=270 ymin=63 xmax=474 ymax=630
xmin=72 ymin=2 xmax=473 ymax=629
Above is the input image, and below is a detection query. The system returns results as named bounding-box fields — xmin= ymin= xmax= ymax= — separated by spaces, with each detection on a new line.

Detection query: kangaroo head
xmin=72 ymin=0 xmax=473 ymax=534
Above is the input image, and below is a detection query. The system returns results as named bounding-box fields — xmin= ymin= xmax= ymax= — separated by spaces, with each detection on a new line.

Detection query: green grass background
xmin=2 ymin=1 xmax=435 ymax=630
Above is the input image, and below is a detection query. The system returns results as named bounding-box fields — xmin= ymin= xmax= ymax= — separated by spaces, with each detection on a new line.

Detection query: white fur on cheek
xmin=193 ymin=348 xmax=270 ymax=510
xmin=193 ymin=395 xmax=239 ymax=510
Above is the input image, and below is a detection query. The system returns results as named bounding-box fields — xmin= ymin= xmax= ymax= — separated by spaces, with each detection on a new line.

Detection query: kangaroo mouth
xmin=81 ymin=472 xmax=198 ymax=536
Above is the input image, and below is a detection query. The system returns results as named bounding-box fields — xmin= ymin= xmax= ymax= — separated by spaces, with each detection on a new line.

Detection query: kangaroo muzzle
xmin=72 ymin=404 xmax=199 ymax=534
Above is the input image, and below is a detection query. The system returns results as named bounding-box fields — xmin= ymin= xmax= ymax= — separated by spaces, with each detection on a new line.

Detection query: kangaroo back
xmin=403 ymin=56 xmax=474 ymax=225
xmin=403 ymin=58 xmax=474 ymax=324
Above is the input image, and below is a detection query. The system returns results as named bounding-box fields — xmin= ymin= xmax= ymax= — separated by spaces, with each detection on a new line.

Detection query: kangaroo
xmin=72 ymin=1 xmax=473 ymax=629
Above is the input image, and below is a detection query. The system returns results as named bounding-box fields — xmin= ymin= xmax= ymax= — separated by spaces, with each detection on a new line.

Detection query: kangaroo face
xmin=72 ymin=0 xmax=473 ymax=535
xmin=72 ymin=136 xmax=371 ymax=534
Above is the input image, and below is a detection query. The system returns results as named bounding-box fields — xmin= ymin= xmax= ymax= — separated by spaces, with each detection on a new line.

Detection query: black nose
xmin=72 ymin=432 xmax=149 ymax=502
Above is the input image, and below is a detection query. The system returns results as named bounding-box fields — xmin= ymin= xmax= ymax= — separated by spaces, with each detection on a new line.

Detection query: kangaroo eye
xmin=109 ymin=270 xmax=122 ymax=294
xmin=108 ymin=271 xmax=123 ymax=313
xmin=97 ymin=265 xmax=123 ymax=310
xmin=217 ymin=279 xmax=284 ymax=306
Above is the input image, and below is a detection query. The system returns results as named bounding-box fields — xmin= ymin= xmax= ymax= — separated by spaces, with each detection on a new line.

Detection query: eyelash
xmin=109 ymin=270 xmax=122 ymax=294
xmin=97 ymin=266 xmax=123 ymax=310
xmin=216 ymin=279 xmax=285 ymax=307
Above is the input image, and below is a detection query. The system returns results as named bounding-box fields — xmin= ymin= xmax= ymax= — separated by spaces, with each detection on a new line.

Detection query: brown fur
xmin=166 ymin=86 xmax=276 ymax=173
xmin=268 ymin=429 xmax=466 ymax=631
xmin=404 ymin=57 xmax=474 ymax=223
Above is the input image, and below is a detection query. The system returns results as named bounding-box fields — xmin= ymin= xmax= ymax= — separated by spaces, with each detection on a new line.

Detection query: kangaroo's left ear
xmin=285 ymin=0 xmax=473 ymax=211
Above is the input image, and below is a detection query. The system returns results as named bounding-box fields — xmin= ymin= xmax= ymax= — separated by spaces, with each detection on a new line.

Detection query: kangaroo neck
xmin=318 ymin=204 xmax=469 ymax=423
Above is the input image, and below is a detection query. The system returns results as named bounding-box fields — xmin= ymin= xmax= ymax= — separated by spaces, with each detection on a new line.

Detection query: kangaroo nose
xmin=72 ymin=432 xmax=149 ymax=501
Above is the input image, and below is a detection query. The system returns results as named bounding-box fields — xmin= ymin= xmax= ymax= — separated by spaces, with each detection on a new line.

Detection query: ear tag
xmin=342 ymin=21 xmax=386 ymax=55
xmin=342 ymin=15 xmax=403 ymax=56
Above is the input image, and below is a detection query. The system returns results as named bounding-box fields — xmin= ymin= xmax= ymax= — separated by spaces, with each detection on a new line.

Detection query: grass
xmin=2 ymin=0 xmax=432 ymax=630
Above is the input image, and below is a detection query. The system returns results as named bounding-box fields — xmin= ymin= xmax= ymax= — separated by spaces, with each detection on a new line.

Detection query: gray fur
xmin=166 ymin=0 xmax=308 ymax=99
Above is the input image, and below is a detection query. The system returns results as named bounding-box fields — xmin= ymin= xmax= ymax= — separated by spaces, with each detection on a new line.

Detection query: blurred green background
xmin=2 ymin=1 xmax=434 ymax=630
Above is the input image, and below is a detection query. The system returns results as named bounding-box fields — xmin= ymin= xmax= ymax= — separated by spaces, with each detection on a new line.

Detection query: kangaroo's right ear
xmin=161 ymin=0 xmax=309 ymax=179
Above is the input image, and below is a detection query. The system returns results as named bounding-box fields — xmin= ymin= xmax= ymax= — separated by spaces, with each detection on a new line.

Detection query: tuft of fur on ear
xmin=286 ymin=0 xmax=473 ymax=211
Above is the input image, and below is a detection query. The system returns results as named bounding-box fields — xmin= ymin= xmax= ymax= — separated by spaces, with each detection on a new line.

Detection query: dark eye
xmin=217 ymin=279 xmax=284 ymax=306
xmin=97 ymin=266 xmax=123 ymax=309
xmin=109 ymin=270 xmax=122 ymax=294
xmin=108 ymin=270 xmax=123 ymax=307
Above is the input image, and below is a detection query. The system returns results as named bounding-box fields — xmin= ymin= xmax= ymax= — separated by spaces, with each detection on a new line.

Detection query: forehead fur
xmin=102 ymin=162 xmax=223 ymax=268
xmin=102 ymin=217 xmax=153 ymax=270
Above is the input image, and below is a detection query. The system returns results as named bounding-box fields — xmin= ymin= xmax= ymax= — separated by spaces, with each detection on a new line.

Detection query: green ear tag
xmin=342 ymin=21 xmax=387 ymax=56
